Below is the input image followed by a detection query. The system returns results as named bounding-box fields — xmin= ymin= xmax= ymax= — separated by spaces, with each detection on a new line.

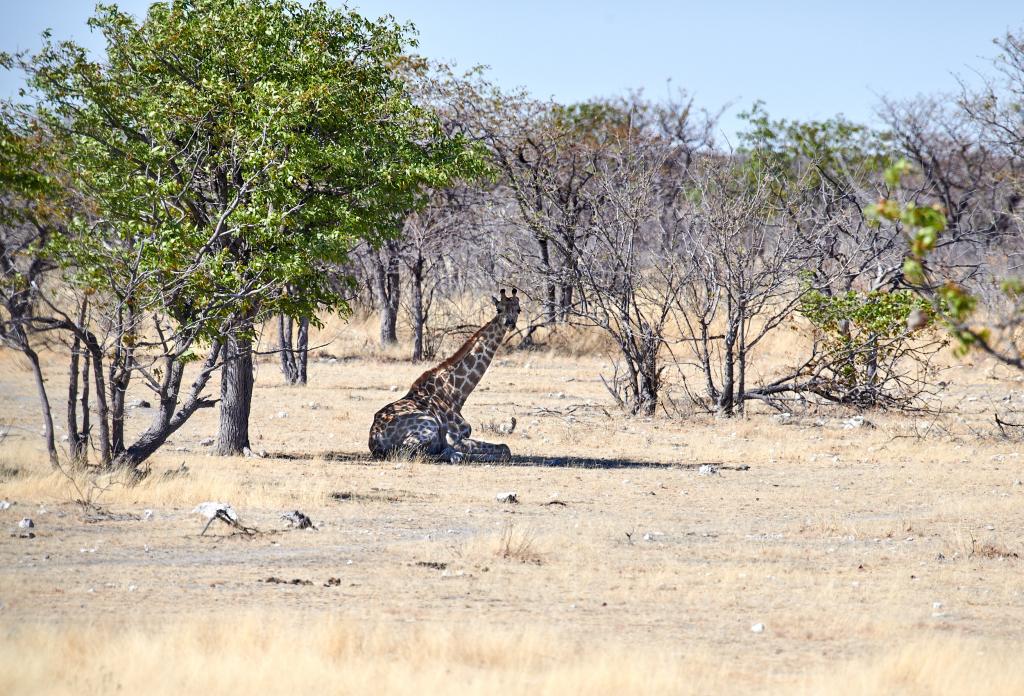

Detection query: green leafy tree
xmin=14 ymin=0 xmax=484 ymax=466
xmin=798 ymin=286 xmax=942 ymax=407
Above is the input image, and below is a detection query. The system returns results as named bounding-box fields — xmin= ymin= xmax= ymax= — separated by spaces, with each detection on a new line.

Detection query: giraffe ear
xmin=499 ymin=288 xmax=507 ymax=298
xmin=511 ymin=288 xmax=518 ymax=296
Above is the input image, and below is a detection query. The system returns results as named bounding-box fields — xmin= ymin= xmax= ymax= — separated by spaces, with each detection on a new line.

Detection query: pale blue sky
xmin=2 ymin=1 xmax=1021 ymax=140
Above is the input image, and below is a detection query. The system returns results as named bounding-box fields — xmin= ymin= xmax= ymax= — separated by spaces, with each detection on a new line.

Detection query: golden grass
xmin=0 ymin=615 xmax=736 ymax=696
xmin=1 ymin=615 xmax=1020 ymax=696
xmin=0 ymin=446 xmax=334 ymax=510
xmin=800 ymin=636 xmax=1024 ymax=696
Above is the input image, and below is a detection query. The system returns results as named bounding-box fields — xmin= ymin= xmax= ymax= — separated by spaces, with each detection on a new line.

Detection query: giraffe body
xmin=368 ymin=290 xmax=520 ymax=462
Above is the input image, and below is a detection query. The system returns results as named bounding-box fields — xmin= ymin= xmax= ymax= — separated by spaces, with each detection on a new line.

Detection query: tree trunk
xmin=559 ymin=282 xmax=574 ymax=322
xmin=736 ymin=307 xmax=746 ymax=416
xmin=22 ymin=336 xmax=58 ymax=468
xmin=84 ymin=335 xmax=112 ymax=466
xmin=637 ymin=327 xmax=659 ymax=417
xmin=215 ymin=335 xmax=254 ymax=456
xmin=278 ymin=315 xmax=309 ymax=385
xmin=119 ymin=344 xmax=222 ymax=468
xmin=67 ymin=330 xmax=90 ymax=464
xmin=411 ymin=254 xmax=425 ymax=361
xmin=699 ymin=322 xmax=718 ymax=404
xmin=278 ymin=314 xmax=298 ymax=383
xmin=374 ymin=242 xmax=400 ymax=346
xmin=718 ymin=306 xmax=737 ymax=417
xmin=536 ymin=235 xmax=557 ymax=325
xmin=109 ymin=362 xmax=128 ymax=457
xmin=107 ymin=307 xmax=136 ymax=457
xmin=296 ymin=317 xmax=309 ymax=385
xmin=80 ymin=351 xmax=90 ymax=460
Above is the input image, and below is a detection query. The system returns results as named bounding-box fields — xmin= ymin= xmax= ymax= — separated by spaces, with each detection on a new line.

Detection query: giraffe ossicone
xmin=368 ymin=288 xmax=521 ymax=462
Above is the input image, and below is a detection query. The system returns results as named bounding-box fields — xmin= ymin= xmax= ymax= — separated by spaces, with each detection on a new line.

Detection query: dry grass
xmin=494 ymin=522 xmax=544 ymax=564
xmin=0 ymin=615 xmax=736 ymax=696
xmin=3 ymin=312 xmax=1024 ymax=694
xmin=1 ymin=616 xmax=1021 ymax=695
xmin=800 ymin=637 xmax=1024 ymax=695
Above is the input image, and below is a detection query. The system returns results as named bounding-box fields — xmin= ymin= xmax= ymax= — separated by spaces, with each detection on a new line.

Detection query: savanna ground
xmin=1 ymin=315 xmax=1023 ymax=694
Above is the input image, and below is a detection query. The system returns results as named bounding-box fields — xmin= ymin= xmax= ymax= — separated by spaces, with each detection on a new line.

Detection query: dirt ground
xmin=1 ymin=325 xmax=1023 ymax=694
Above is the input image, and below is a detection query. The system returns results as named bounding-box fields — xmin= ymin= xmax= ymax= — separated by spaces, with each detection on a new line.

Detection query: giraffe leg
xmin=447 ymin=438 xmax=512 ymax=463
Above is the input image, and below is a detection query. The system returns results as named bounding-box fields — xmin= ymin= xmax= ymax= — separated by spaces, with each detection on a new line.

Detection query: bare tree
xmin=573 ymin=134 xmax=691 ymax=415
xmin=678 ymin=158 xmax=831 ymax=415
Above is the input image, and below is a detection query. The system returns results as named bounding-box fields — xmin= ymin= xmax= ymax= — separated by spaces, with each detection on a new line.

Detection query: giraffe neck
xmin=445 ymin=317 xmax=506 ymax=409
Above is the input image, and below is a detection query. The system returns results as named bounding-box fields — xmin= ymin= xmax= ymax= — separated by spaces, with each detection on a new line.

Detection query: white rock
xmin=496 ymin=492 xmax=519 ymax=504
xmin=932 ymin=601 xmax=943 ymax=610
xmin=0 ymin=500 xmax=11 ymax=510
xmin=751 ymin=623 xmax=766 ymax=633
xmin=698 ymin=464 xmax=720 ymax=476
xmin=18 ymin=518 xmax=34 ymax=529
xmin=142 ymin=509 xmax=154 ymax=521
xmin=389 ymin=385 xmax=399 ymax=392
xmin=276 ymin=411 xmax=288 ymax=419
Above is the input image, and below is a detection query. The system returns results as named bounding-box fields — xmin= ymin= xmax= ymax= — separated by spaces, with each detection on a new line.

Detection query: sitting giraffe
xmin=368 ymin=288 xmax=520 ymax=462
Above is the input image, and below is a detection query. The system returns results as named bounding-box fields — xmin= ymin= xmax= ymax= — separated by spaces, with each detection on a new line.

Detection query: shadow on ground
xmin=266 ymin=449 xmax=749 ymax=471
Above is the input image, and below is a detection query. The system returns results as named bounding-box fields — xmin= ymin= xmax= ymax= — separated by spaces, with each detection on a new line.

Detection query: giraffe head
xmin=492 ymin=288 xmax=521 ymax=328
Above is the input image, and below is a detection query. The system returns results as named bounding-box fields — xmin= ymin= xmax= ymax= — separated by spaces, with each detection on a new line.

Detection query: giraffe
xmin=368 ymin=288 xmax=520 ymax=462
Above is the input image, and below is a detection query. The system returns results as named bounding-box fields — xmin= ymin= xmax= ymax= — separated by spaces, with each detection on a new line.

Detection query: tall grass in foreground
xmin=0 ymin=615 xmax=726 ymax=696
xmin=1 ymin=615 xmax=1021 ymax=696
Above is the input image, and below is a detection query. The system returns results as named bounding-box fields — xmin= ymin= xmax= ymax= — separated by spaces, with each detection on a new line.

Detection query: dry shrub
xmin=495 ymin=522 xmax=543 ymax=564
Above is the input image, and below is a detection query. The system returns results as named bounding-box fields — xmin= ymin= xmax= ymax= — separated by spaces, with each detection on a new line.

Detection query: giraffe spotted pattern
xmin=368 ymin=289 xmax=521 ymax=462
